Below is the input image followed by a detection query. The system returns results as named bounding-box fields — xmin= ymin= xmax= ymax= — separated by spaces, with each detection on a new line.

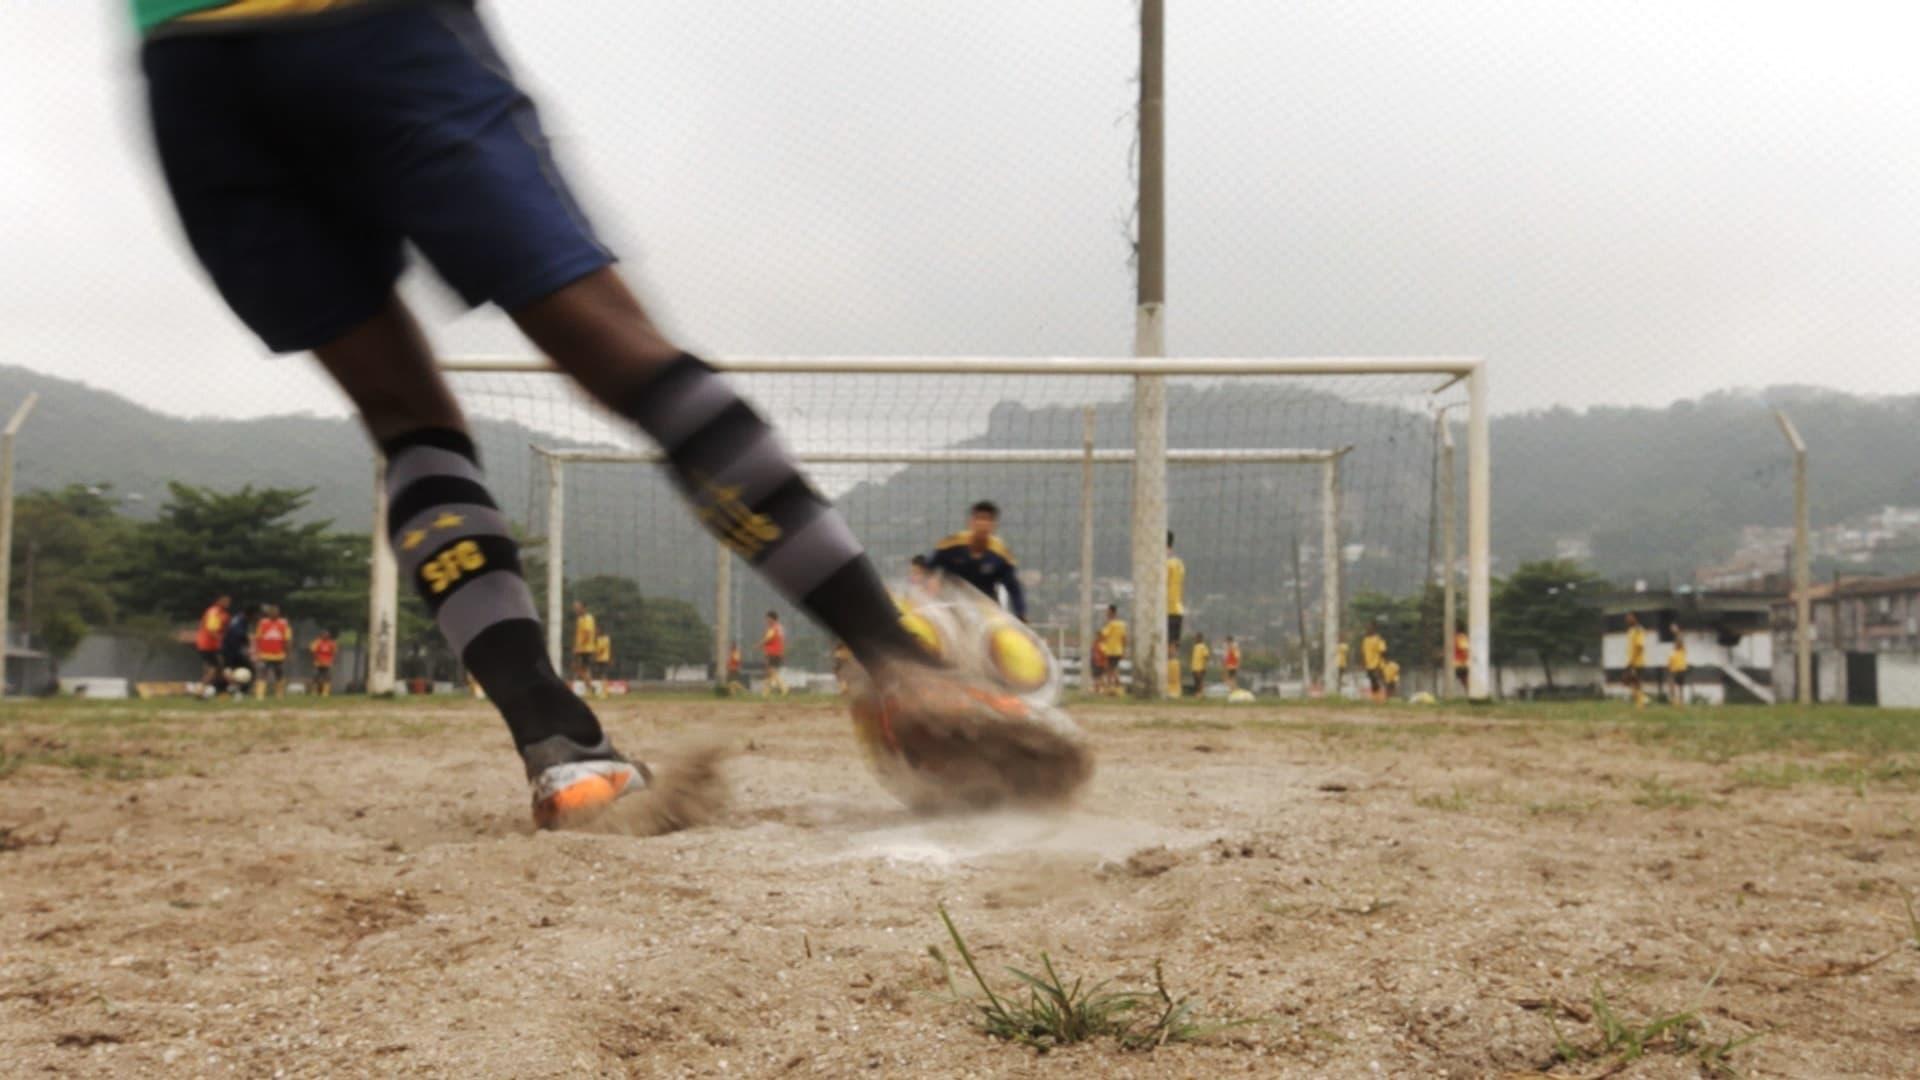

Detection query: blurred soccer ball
xmin=227 ymin=666 xmax=253 ymax=686
xmin=1227 ymin=688 xmax=1256 ymax=704
xmin=849 ymin=574 xmax=1084 ymax=810
xmin=887 ymin=576 xmax=1060 ymax=706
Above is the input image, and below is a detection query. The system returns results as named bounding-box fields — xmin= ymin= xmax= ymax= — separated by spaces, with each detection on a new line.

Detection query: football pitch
xmin=3 ymin=695 xmax=1917 ymax=1077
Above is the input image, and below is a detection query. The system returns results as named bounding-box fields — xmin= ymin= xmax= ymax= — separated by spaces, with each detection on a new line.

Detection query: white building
xmin=1601 ymin=592 xmax=1778 ymax=705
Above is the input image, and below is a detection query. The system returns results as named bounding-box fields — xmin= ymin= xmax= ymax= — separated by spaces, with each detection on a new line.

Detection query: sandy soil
xmin=3 ymin=697 xmax=1918 ymax=1078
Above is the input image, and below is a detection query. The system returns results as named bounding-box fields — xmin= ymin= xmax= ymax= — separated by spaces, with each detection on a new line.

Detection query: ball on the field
xmin=227 ymin=666 xmax=253 ymax=686
xmin=1227 ymin=688 xmax=1256 ymax=704
xmin=984 ymin=621 xmax=1051 ymax=694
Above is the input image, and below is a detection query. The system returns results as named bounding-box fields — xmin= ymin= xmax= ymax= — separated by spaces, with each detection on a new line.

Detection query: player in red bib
xmin=195 ymin=595 xmax=231 ymax=696
xmin=1223 ymin=636 xmax=1242 ymax=690
xmin=309 ymin=629 xmax=338 ymax=698
xmin=761 ymin=612 xmax=789 ymax=698
xmin=253 ymin=604 xmax=293 ymax=699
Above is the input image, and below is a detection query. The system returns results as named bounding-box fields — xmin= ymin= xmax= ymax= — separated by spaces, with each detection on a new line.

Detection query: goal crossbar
xmin=534 ymin=447 xmax=1350 ymax=466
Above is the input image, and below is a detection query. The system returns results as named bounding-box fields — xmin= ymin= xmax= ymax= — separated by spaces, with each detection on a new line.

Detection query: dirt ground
xmin=4 ymin=695 xmax=1918 ymax=1078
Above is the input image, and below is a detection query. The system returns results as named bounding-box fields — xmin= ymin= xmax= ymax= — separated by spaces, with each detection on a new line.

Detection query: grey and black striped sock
xmin=623 ymin=354 xmax=919 ymax=665
xmin=383 ymin=428 xmax=604 ymax=758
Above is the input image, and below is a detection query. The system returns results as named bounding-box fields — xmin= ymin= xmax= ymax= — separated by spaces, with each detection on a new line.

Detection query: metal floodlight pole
xmin=1775 ymin=409 xmax=1811 ymax=705
xmin=1466 ymin=362 xmax=1492 ymax=700
xmin=1079 ymin=407 xmax=1097 ymax=692
xmin=1439 ymin=414 xmax=1458 ymax=699
xmin=713 ymin=543 xmax=732 ymax=689
xmin=1131 ymin=0 xmax=1169 ymax=698
xmin=368 ymin=458 xmax=397 ymax=696
xmin=1321 ymin=452 xmax=1345 ymax=696
xmin=0 ymin=393 xmax=38 ymax=696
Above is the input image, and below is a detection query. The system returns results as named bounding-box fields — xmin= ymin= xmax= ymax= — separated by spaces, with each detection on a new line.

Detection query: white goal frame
xmin=370 ymin=356 xmax=1491 ymax=700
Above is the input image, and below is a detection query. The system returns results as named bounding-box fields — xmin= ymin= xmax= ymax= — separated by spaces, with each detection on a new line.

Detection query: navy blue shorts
xmin=142 ymin=0 xmax=613 ymax=353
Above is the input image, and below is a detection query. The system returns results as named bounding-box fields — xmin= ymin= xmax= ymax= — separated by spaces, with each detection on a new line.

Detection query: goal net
xmin=410 ymin=357 xmax=1482 ymax=697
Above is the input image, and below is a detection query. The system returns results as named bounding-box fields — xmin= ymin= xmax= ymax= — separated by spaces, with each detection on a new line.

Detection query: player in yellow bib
xmin=1188 ymin=634 xmax=1211 ymax=697
xmin=1623 ymin=613 xmax=1647 ymax=708
xmin=1097 ymin=606 xmax=1128 ymax=696
xmin=571 ymin=602 xmax=598 ymax=684
xmin=1665 ymin=622 xmax=1688 ymax=706
xmin=1166 ymin=531 xmax=1187 ymax=641
xmin=1361 ymin=624 xmax=1388 ymax=702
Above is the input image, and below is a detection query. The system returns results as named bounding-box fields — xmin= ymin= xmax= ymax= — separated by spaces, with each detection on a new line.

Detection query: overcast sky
xmin=4 ymin=1 xmax=1916 ymax=420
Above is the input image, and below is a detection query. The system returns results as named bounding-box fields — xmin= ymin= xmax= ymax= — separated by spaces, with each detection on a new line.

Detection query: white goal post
xmin=370 ymin=356 xmax=1491 ymax=700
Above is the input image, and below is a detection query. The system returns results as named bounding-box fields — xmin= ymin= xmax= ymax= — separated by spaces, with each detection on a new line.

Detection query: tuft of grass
xmin=929 ymin=905 xmax=1246 ymax=1052
xmin=1526 ymin=797 xmax=1597 ymax=818
xmin=1545 ymin=974 xmax=1759 ymax=1078
xmin=1632 ymin=777 xmax=1706 ymax=810
xmin=1905 ymin=893 xmax=1919 ymax=952
xmin=1733 ymin=760 xmax=1920 ymax=792
xmin=1415 ymin=787 xmax=1473 ymax=812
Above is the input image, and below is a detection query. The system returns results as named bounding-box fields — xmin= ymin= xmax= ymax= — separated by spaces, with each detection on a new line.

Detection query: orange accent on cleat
xmin=532 ymin=762 xmax=640 ymax=830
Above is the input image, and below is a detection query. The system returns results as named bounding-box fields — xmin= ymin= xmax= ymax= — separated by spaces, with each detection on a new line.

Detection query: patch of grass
xmin=1733 ymin=760 xmax=1920 ymax=791
xmin=1546 ymin=976 xmax=1759 ymax=1078
xmin=1905 ymin=893 xmax=1919 ymax=952
xmin=929 ymin=905 xmax=1247 ymax=1052
xmin=1415 ymin=787 xmax=1473 ymax=812
xmin=1631 ymin=777 xmax=1706 ymax=810
xmin=1526 ymin=797 xmax=1598 ymax=818
xmin=1128 ymin=716 xmax=1235 ymax=733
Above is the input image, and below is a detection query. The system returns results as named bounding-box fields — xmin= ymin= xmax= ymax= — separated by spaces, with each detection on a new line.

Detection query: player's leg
xmin=508 ymin=271 xmax=921 ymax=669
xmin=309 ymin=301 xmax=645 ymax=826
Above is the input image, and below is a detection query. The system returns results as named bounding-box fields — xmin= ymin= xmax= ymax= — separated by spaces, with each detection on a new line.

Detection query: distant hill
xmin=1488 ymin=386 xmax=1920 ymax=582
xmin=0 ymin=365 xmax=553 ymax=534
xmin=3 ymin=366 xmax=1915 ymax=602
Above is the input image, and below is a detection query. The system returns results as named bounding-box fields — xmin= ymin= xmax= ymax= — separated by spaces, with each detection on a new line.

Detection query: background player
xmin=1665 ymin=622 xmax=1688 ymax=705
xmin=1361 ymin=622 xmax=1388 ymax=702
xmin=1098 ymin=604 xmax=1127 ymax=695
xmin=220 ymin=604 xmax=253 ymax=699
xmin=1188 ymin=633 xmax=1210 ymax=697
xmin=1222 ymin=635 xmax=1241 ymax=690
xmin=1453 ymin=624 xmax=1470 ymax=692
xmin=1381 ymin=656 xmax=1401 ymax=700
xmin=761 ymin=612 xmax=789 ymax=697
xmin=725 ymin=641 xmax=745 ymax=696
xmin=570 ymin=601 xmax=598 ymax=687
xmin=131 ymin=0 xmax=1020 ymax=827
xmin=195 ymin=594 xmax=230 ymax=697
xmin=308 ymin=629 xmax=337 ymax=698
xmin=928 ymin=502 xmax=1025 ymax=620
xmin=1166 ymin=531 xmax=1186 ymax=656
xmin=1623 ymin=613 xmax=1648 ymax=707
xmin=253 ymin=604 xmax=292 ymax=699
xmin=592 ymin=630 xmax=613 ymax=697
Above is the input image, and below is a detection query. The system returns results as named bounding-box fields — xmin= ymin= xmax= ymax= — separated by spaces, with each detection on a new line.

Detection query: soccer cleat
xmin=523 ymin=735 xmax=651 ymax=830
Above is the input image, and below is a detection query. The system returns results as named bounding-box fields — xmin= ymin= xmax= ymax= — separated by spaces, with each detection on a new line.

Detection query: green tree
xmin=119 ymin=484 xmax=368 ymax=630
xmin=1349 ymin=589 xmax=1426 ymax=666
xmin=9 ymin=485 xmax=131 ymax=664
xmin=638 ymin=595 xmax=711 ymax=677
xmin=568 ymin=576 xmax=646 ymax=679
xmin=1491 ymin=559 xmax=1604 ymax=688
